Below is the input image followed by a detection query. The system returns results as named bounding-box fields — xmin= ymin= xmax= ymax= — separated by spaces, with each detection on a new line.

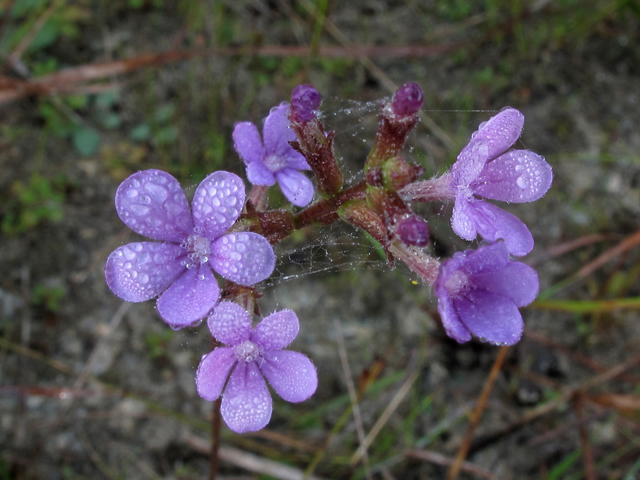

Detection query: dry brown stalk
xmin=447 ymin=346 xmax=510 ymax=480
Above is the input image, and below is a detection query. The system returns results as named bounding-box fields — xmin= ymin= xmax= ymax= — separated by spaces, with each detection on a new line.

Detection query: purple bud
xmin=391 ymin=83 xmax=424 ymax=117
xmin=395 ymin=213 xmax=429 ymax=247
xmin=291 ymin=84 xmax=322 ymax=122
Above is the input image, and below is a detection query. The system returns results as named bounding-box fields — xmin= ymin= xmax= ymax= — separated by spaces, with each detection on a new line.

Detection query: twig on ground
xmin=186 ymin=434 xmax=327 ymax=480
xmin=405 ymin=449 xmax=500 ymax=480
xmin=447 ymin=346 xmax=509 ymax=480
xmin=573 ymin=393 xmax=597 ymax=480
xmin=334 ymin=316 xmax=373 ymax=480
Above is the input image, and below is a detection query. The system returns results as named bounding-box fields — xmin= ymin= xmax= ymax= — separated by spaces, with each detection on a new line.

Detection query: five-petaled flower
xmin=434 ymin=241 xmax=539 ymax=346
xmin=104 ymin=170 xmax=275 ymax=329
xmin=449 ymin=108 xmax=553 ymax=256
xmin=233 ymin=103 xmax=314 ymax=207
xmin=196 ymin=301 xmax=318 ymax=433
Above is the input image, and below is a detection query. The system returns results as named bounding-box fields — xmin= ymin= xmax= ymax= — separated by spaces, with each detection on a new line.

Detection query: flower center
xmin=444 ymin=270 xmax=470 ymax=297
xmin=234 ymin=340 xmax=262 ymax=363
xmin=263 ymin=154 xmax=287 ymax=172
xmin=180 ymin=233 xmax=211 ymax=269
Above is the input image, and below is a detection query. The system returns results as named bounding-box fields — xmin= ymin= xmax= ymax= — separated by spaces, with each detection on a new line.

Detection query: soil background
xmin=2 ymin=1 xmax=640 ymax=479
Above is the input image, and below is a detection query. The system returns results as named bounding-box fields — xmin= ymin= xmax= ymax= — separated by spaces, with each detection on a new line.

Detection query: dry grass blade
xmin=350 ymin=368 xmax=419 ymax=465
xmin=447 ymin=346 xmax=509 ymax=480
xmin=0 ymin=43 xmax=463 ymax=105
xmin=185 ymin=434 xmax=327 ymax=480
xmin=405 ymin=449 xmax=500 ymax=480
xmin=528 ymin=233 xmax=613 ymax=266
xmin=573 ymin=394 xmax=596 ymax=480
xmin=334 ymin=316 xmax=373 ymax=480
xmin=468 ymin=352 xmax=640 ymax=453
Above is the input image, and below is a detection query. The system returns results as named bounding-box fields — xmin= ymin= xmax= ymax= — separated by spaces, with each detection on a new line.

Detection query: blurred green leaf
xmin=28 ymin=20 xmax=58 ymax=52
xmin=95 ymin=91 xmax=120 ymax=109
xmin=154 ymin=126 xmax=177 ymax=145
xmin=12 ymin=0 xmax=47 ymax=18
xmin=100 ymin=113 xmax=122 ymax=129
xmin=72 ymin=127 xmax=100 ymax=156
xmin=155 ymin=103 xmax=176 ymax=123
xmin=130 ymin=123 xmax=151 ymax=141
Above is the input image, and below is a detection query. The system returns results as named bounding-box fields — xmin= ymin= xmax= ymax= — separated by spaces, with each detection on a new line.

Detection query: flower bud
xmin=291 ymin=84 xmax=322 ymax=122
xmin=381 ymin=156 xmax=425 ymax=191
xmin=394 ymin=213 xmax=429 ymax=247
xmin=391 ymin=83 xmax=424 ymax=117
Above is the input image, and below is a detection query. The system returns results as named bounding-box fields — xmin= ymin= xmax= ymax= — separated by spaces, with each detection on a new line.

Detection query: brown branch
xmin=447 ymin=346 xmax=509 ymax=480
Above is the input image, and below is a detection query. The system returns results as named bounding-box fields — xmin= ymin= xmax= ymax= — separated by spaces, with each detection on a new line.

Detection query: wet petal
xmin=450 ymin=140 xmax=490 ymax=189
xmin=263 ymin=103 xmax=294 ymax=155
xmin=210 ymin=232 xmax=275 ymax=286
xmin=115 ymin=170 xmax=193 ymax=243
xmin=251 ymin=309 xmax=299 ymax=351
xmin=453 ymin=290 xmax=524 ymax=346
xmin=192 ymin=171 xmax=245 ymax=240
xmin=275 ymin=169 xmax=314 ymax=207
xmin=105 ymin=242 xmax=185 ymax=302
xmin=473 ymin=261 xmax=539 ymax=307
xmin=195 ymin=347 xmax=236 ymax=401
xmin=469 ymin=108 xmax=524 ymax=160
xmin=221 ymin=362 xmax=272 ymax=433
xmin=467 ymin=201 xmax=534 ymax=257
xmin=458 ymin=241 xmax=510 ymax=275
xmin=232 ymin=122 xmax=265 ymax=166
xmin=261 ymin=350 xmax=317 ymax=403
xmin=451 ymin=195 xmax=478 ymax=241
xmin=472 ymin=150 xmax=553 ymax=203
xmin=436 ymin=295 xmax=472 ymax=344
xmin=156 ymin=264 xmax=220 ymax=328
xmin=207 ymin=301 xmax=252 ymax=346
xmin=247 ymin=161 xmax=276 ymax=186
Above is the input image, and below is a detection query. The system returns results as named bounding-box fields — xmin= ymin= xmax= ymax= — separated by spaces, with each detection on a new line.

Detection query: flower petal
xmin=467 ymin=201 xmax=534 ymax=256
xmin=251 ymin=309 xmax=299 ymax=351
xmin=458 ymin=241 xmax=510 ymax=275
xmin=247 ymin=161 xmax=276 ymax=186
xmin=210 ymin=232 xmax=275 ymax=286
xmin=192 ymin=171 xmax=245 ymax=240
xmin=232 ymin=122 xmax=265 ymax=166
xmin=450 ymin=140 xmax=490 ymax=189
xmin=263 ymin=103 xmax=293 ymax=154
xmin=436 ymin=295 xmax=472 ymax=344
xmin=451 ymin=194 xmax=478 ymax=241
xmin=207 ymin=301 xmax=252 ymax=346
xmin=274 ymin=169 xmax=314 ymax=207
xmin=473 ymin=261 xmax=539 ymax=307
xmin=195 ymin=347 xmax=236 ymax=401
xmin=115 ymin=170 xmax=193 ymax=243
xmin=221 ymin=362 xmax=272 ymax=433
xmin=469 ymin=108 xmax=524 ymax=160
xmin=472 ymin=150 xmax=553 ymax=203
xmin=105 ymin=242 xmax=185 ymax=302
xmin=156 ymin=264 xmax=220 ymax=328
xmin=453 ymin=290 xmax=524 ymax=345
xmin=261 ymin=350 xmax=317 ymax=403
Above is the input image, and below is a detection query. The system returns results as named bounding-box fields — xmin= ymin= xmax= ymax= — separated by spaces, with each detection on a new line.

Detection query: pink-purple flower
xmin=196 ymin=302 xmax=318 ymax=433
xmin=233 ymin=103 xmax=314 ymax=207
xmin=434 ymin=241 xmax=539 ymax=346
xmin=104 ymin=169 xmax=275 ymax=328
xmin=450 ymin=108 xmax=553 ymax=256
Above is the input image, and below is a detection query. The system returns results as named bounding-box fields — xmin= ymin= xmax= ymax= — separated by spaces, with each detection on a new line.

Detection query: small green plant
xmin=143 ymin=330 xmax=176 ymax=359
xmin=130 ymin=102 xmax=178 ymax=146
xmin=1 ymin=174 xmax=65 ymax=234
xmin=31 ymin=283 xmax=66 ymax=313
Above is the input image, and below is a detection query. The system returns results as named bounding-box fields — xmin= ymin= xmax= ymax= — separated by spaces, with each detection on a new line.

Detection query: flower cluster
xmin=104 ymin=81 xmax=552 ymax=433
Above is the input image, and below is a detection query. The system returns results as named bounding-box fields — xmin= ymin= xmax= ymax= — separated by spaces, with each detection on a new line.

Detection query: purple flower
xmin=434 ymin=241 xmax=539 ymax=346
xmin=104 ymin=170 xmax=275 ymax=328
xmin=233 ymin=103 xmax=314 ymax=207
xmin=450 ymin=108 xmax=553 ymax=256
xmin=196 ymin=302 xmax=318 ymax=433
